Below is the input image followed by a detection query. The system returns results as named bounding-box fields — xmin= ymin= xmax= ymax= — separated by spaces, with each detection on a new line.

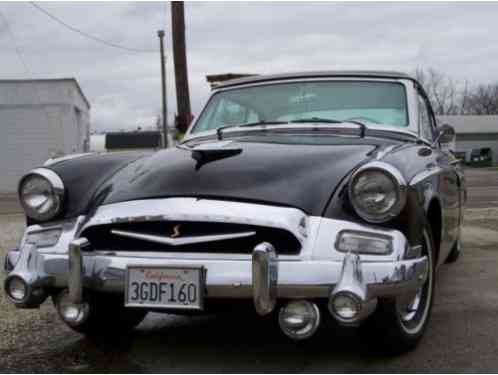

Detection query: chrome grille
xmin=80 ymin=221 xmax=301 ymax=255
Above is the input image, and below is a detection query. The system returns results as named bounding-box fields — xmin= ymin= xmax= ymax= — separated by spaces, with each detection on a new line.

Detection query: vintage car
xmin=4 ymin=71 xmax=466 ymax=353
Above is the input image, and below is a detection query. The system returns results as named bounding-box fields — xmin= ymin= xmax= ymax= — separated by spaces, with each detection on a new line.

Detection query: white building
xmin=0 ymin=78 xmax=90 ymax=192
xmin=438 ymin=115 xmax=498 ymax=164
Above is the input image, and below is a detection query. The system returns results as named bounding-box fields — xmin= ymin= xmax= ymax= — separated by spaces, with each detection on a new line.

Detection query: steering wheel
xmin=345 ymin=116 xmax=380 ymax=124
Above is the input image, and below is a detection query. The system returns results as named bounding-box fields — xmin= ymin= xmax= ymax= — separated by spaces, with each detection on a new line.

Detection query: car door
xmin=417 ymin=91 xmax=461 ymax=262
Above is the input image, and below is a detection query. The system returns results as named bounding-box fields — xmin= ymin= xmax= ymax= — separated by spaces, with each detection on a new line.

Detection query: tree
xmin=415 ymin=67 xmax=460 ymax=115
xmin=465 ymin=84 xmax=498 ymax=115
xmin=415 ymin=67 xmax=498 ymax=116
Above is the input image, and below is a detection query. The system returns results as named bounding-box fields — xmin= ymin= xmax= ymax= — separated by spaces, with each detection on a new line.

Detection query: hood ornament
xmin=170 ymin=224 xmax=181 ymax=238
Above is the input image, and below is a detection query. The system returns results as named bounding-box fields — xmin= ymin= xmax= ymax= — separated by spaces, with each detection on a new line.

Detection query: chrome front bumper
xmin=4 ymin=239 xmax=428 ymax=317
xmin=3 ymin=198 xmax=428 ymax=324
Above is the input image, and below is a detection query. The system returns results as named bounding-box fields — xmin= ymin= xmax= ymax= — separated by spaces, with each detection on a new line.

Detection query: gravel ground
xmin=0 ymin=215 xmax=90 ymax=372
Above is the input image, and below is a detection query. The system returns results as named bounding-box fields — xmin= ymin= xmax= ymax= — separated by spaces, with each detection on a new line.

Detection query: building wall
xmin=0 ymin=80 xmax=90 ymax=192
xmin=0 ymin=106 xmax=58 ymax=191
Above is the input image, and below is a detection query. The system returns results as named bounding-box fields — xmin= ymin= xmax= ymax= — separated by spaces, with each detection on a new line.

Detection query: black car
xmin=4 ymin=71 xmax=466 ymax=353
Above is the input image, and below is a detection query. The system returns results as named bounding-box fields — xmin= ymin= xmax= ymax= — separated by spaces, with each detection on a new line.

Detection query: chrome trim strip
xmin=44 ymin=153 xmax=94 ymax=167
xmin=409 ymin=166 xmax=443 ymax=186
xmin=110 ymin=229 xmax=256 ymax=246
xmin=211 ymin=77 xmax=409 ymax=93
xmin=375 ymin=145 xmax=397 ymax=160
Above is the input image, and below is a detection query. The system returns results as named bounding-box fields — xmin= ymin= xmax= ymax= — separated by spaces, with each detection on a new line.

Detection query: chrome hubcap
xmin=399 ymin=288 xmax=422 ymax=322
xmin=396 ymin=229 xmax=433 ymax=333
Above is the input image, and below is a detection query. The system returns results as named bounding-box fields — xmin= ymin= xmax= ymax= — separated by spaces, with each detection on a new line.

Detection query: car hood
xmin=92 ymin=140 xmax=377 ymax=216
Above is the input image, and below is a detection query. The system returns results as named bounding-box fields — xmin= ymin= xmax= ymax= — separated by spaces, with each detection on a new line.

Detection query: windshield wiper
xmin=290 ymin=117 xmax=367 ymax=138
xmin=215 ymin=117 xmax=368 ymax=141
xmin=289 ymin=117 xmax=342 ymax=124
xmin=216 ymin=120 xmax=288 ymax=140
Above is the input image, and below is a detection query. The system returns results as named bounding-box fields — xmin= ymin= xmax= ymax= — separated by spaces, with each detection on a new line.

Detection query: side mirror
xmin=433 ymin=124 xmax=455 ymax=146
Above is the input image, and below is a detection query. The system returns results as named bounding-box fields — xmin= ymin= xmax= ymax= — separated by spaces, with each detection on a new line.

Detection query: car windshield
xmin=192 ymin=80 xmax=409 ymax=133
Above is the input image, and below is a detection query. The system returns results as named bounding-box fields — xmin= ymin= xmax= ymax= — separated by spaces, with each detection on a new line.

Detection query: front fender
xmin=27 ymin=152 xmax=149 ymax=225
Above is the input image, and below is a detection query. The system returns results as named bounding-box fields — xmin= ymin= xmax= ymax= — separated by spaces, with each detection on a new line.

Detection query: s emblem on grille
xmin=170 ymin=224 xmax=182 ymax=238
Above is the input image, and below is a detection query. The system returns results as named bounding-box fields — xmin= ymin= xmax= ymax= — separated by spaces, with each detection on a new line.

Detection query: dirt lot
xmin=1 ymin=168 xmax=498 ymax=373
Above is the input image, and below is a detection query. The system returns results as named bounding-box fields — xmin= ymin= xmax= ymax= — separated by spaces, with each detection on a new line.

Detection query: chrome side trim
xmin=375 ymin=145 xmax=397 ymax=160
xmin=111 ymin=229 xmax=256 ymax=246
xmin=44 ymin=153 xmax=94 ymax=167
xmin=409 ymin=166 xmax=443 ymax=186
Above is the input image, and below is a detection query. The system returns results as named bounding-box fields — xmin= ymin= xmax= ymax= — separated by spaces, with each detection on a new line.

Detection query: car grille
xmin=80 ymin=221 xmax=301 ymax=255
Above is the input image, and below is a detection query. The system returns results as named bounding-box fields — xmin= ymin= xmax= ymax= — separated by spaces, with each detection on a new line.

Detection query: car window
xmin=206 ymin=98 xmax=259 ymax=127
xmin=418 ymin=94 xmax=435 ymax=142
xmin=193 ymin=81 xmax=409 ymax=133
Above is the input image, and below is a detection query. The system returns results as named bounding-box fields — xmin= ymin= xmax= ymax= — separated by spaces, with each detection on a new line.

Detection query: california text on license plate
xmin=125 ymin=266 xmax=204 ymax=310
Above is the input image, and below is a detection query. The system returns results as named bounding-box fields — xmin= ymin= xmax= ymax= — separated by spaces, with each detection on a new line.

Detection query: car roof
xmin=213 ymin=70 xmax=415 ymax=89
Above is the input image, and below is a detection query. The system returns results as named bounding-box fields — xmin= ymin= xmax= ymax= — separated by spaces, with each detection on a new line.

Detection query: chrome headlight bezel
xmin=348 ymin=162 xmax=407 ymax=224
xmin=18 ymin=168 xmax=65 ymax=221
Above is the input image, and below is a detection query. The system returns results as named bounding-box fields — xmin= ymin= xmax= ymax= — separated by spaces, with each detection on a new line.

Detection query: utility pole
xmin=157 ymin=29 xmax=168 ymax=148
xmin=171 ymin=1 xmax=192 ymax=134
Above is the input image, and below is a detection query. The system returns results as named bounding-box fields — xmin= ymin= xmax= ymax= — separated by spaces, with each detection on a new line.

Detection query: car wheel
xmin=53 ymin=292 xmax=147 ymax=337
xmin=361 ymin=226 xmax=435 ymax=354
xmin=445 ymin=239 xmax=461 ymax=263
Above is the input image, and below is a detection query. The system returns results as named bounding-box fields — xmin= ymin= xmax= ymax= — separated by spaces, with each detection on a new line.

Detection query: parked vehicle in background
xmin=470 ymin=147 xmax=493 ymax=167
xmin=4 ymin=71 xmax=466 ymax=353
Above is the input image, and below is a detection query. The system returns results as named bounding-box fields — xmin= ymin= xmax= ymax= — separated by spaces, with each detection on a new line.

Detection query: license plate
xmin=125 ymin=265 xmax=204 ymax=310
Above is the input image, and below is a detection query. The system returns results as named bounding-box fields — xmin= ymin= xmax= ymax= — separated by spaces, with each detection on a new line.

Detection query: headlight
xmin=18 ymin=168 xmax=64 ymax=221
xmin=348 ymin=162 xmax=406 ymax=223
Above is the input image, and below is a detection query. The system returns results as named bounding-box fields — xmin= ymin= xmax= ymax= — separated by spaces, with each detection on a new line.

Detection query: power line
xmin=0 ymin=9 xmax=32 ymax=75
xmin=30 ymin=1 xmax=155 ymax=53
xmin=0 ymin=7 xmax=59 ymax=153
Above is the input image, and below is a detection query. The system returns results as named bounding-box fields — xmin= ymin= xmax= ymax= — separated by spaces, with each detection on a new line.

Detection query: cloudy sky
xmin=1 ymin=1 xmax=497 ymax=132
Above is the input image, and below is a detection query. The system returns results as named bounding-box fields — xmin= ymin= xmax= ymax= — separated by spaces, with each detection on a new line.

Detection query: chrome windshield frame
xmin=184 ymin=77 xmax=420 ymax=142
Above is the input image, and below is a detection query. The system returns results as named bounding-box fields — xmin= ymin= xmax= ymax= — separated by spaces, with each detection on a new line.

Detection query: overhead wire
xmin=29 ymin=1 xmax=155 ymax=53
xmin=0 ymin=7 xmax=72 ymax=157
xmin=0 ymin=9 xmax=32 ymax=75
